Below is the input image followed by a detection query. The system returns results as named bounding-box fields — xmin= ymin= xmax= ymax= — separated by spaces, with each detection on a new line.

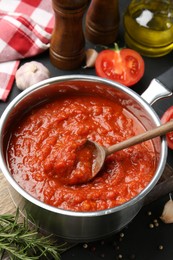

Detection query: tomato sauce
xmin=7 ymin=94 xmax=156 ymax=212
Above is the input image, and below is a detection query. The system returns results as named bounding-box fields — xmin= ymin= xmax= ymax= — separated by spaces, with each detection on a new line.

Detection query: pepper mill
xmin=85 ymin=0 xmax=120 ymax=45
xmin=50 ymin=0 xmax=88 ymax=70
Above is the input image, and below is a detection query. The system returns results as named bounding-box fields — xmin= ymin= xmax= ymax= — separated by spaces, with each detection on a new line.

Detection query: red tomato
xmin=161 ymin=106 xmax=173 ymax=149
xmin=95 ymin=48 xmax=145 ymax=87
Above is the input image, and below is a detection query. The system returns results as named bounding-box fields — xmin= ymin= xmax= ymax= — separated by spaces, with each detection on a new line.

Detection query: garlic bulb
xmin=15 ymin=61 xmax=50 ymax=90
xmin=160 ymin=194 xmax=173 ymax=224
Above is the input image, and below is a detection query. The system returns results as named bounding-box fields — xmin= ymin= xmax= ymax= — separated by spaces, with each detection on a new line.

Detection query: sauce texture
xmin=7 ymin=94 xmax=156 ymax=212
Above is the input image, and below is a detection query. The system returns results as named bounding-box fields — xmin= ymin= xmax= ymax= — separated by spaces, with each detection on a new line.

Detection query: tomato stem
xmin=114 ymin=43 xmax=119 ymax=52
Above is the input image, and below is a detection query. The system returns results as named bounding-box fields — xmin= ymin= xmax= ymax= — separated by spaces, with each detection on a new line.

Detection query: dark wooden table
xmin=1 ymin=1 xmax=173 ymax=259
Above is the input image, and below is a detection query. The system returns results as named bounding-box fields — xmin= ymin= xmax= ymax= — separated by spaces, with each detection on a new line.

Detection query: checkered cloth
xmin=0 ymin=0 xmax=54 ymax=101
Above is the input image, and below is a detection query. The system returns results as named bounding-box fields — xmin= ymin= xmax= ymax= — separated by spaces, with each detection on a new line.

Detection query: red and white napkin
xmin=0 ymin=0 xmax=54 ymax=101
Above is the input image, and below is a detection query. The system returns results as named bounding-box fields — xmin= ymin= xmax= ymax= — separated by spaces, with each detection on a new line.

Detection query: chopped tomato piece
xmin=161 ymin=106 xmax=173 ymax=149
xmin=95 ymin=47 xmax=145 ymax=87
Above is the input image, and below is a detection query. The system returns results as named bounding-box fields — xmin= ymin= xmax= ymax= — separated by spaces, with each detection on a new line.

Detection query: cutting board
xmin=0 ymin=172 xmax=16 ymax=215
xmin=0 ymin=164 xmax=173 ymax=215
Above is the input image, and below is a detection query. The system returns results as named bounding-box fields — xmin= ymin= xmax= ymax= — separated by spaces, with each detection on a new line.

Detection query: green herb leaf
xmin=0 ymin=209 xmax=66 ymax=260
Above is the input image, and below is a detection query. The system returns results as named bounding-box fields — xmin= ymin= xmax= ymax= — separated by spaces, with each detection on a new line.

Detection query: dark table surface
xmin=1 ymin=0 xmax=173 ymax=259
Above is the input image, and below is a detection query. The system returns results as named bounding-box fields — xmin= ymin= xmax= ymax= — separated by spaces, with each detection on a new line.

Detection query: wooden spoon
xmin=86 ymin=120 xmax=173 ymax=180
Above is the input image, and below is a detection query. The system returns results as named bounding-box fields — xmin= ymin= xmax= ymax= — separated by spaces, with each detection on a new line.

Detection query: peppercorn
xmin=158 ymin=245 xmax=164 ymax=250
xmin=149 ymin=223 xmax=154 ymax=228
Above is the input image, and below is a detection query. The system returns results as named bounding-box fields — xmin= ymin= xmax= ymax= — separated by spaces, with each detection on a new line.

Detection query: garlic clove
xmin=83 ymin=48 xmax=98 ymax=68
xmin=15 ymin=61 xmax=50 ymax=90
xmin=160 ymin=196 xmax=173 ymax=224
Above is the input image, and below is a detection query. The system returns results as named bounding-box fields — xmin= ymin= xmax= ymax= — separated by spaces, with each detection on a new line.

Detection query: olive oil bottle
xmin=124 ymin=0 xmax=173 ymax=57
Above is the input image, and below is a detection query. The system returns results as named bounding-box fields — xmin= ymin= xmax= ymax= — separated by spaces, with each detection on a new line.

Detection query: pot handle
xmin=141 ymin=67 xmax=173 ymax=105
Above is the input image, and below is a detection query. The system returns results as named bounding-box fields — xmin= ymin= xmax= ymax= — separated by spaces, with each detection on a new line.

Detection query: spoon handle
xmin=106 ymin=120 xmax=173 ymax=155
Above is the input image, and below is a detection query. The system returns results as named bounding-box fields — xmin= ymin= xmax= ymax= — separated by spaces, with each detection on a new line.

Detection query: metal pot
xmin=0 ymin=75 xmax=171 ymax=242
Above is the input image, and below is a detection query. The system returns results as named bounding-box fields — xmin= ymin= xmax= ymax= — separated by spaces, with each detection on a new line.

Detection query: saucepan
xmin=0 ymin=73 xmax=172 ymax=242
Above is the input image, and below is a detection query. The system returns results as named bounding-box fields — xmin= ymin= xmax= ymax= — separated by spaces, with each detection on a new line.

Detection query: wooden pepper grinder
xmin=85 ymin=0 xmax=120 ymax=45
xmin=50 ymin=0 xmax=88 ymax=70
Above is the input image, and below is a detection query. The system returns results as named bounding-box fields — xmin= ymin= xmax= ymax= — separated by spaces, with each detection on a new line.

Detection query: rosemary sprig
xmin=0 ymin=209 xmax=66 ymax=260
